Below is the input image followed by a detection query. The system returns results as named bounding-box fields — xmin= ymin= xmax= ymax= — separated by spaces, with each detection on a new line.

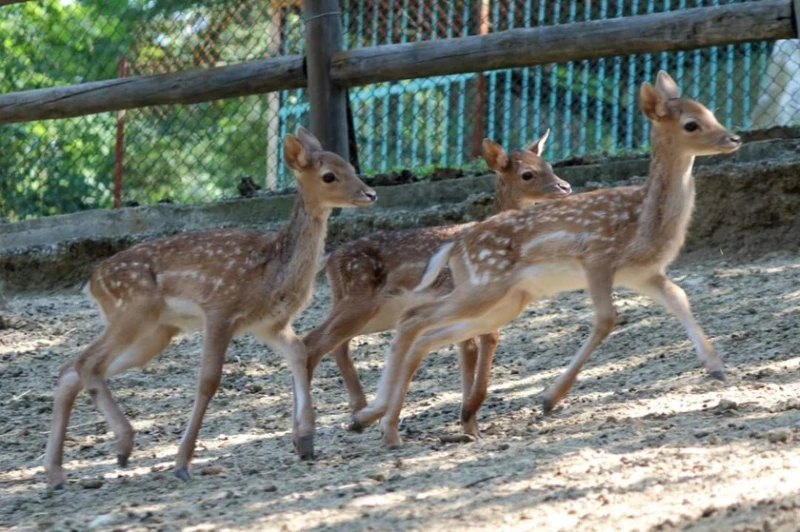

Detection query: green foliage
xmin=0 ymin=0 xmax=276 ymax=221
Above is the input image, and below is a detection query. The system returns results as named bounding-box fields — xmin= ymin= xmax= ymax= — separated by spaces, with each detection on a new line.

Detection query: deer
xmin=348 ymin=71 xmax=743 ymax=447
xmin=302 ymin=133 xmax=572 ymax=438
xmin=44 ymin=127 xmax=377 ymax=487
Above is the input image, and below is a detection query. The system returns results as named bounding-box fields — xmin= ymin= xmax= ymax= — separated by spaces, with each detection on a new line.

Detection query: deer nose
xmin=363 ymin=189 xmax=377 ymax=202
xmin=728 ymin=135 xmax=742 ymax=145
xmin=546 ymin=182 xmax=571 ymax=195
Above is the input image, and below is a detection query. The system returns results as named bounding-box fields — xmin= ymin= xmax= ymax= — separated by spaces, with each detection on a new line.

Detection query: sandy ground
xmin=1 ymin=251 xmax=799 ymax=532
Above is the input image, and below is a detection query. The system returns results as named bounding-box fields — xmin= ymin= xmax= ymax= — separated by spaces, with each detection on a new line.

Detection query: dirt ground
xmin=1 ymin=250 xmax=799 ymax=532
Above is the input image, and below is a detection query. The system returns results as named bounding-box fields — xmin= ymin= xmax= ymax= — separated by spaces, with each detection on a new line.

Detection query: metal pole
xmin=114 ymin=56 xmax=127 ymax=209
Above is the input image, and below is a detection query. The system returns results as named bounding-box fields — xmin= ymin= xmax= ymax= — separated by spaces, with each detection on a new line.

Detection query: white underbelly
xmin=160 ymin=297 xmax=205 ymax=331
xmin=517 ymin=262 xmax=588 ymax=297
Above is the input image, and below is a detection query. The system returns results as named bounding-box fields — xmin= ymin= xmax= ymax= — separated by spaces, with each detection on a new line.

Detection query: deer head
xmin=284 ymin=127 xmax=377 ymax=212
xmin=482 ymin=130 xmax=572 ymax=207
xmin=640 ymin=71 xmax=742 ymax=157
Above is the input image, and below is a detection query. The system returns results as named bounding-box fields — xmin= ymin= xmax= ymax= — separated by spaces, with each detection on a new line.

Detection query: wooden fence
xmin=0 ymin=0 xmax=797 ymax=162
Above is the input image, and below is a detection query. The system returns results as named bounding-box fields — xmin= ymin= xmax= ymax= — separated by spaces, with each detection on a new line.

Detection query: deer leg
xmin=74 ymin=330 xmax=146 ymax=471
xmin=458 ymin=338 xmax=478 ymax=434
xmin=303 ymin=299 xmax=380 ymax=411
xmin=175 ymin=323 xmax=232 ymax=481
xmin=44 ymin=361 xmax=82 ymax=488
xmin=263 ymin=325 xmax=316 ymax=460
xmin=542 ymin=270 xmax=615 ymax=414
xmin=379 ymin=319 xmax=495 ymax=447
xmin=634 ymin=274 xmax=725 ymax=380
xmin=352 ymin=284 xmax=513 ymax=436
xmin=461 ymin=330 xmax=500 ymax=438
xmin=331 ymin=341 xmax=368 ymax=412
xmin=349 ymin=303 xmax=439 ymax=432
xmin=47 ymin=323 xmax=175 ymax=487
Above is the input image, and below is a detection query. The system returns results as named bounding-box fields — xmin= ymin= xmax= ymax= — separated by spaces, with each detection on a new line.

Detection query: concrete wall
xmin=1 ymin=136 xmax=799 ymax=293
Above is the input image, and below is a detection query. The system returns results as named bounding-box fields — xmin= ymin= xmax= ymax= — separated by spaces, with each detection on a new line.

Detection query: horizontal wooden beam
xmin=0 ymin=0 xmax=30 ymax=6
xmin=0 ymin=56 xmax=305 ymax=123
xmin=331 ymin=0 xmax=795 ymax=86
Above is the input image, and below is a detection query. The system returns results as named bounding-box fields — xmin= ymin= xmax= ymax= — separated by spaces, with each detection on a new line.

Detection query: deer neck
xmin=272 ymin=195 xmax=330 ymax=286
xmin=634 ymin=138 xmax=696 ymax=257
xmin=494 ymin=179 xmax=525 ymax=213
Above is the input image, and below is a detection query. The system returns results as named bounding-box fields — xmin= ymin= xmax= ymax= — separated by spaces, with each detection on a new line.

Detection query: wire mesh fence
xmin=1 ymin=0 xmax=798 ymax=221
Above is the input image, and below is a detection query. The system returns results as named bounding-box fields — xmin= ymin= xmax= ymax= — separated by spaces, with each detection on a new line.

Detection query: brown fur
xmin=303 ymin=132 xmax=571 ymax=436
xmin=44 ymin=127 xmax=376 ymax=487
xmin=351 ymin=71 xmax=744 ymax=447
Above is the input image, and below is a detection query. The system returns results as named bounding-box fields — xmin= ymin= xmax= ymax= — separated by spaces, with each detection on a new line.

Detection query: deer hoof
xmin=709 ymin=369 xmax=726 ymax=381
xmin=295 ymin=435 xmax=315 ymax=460
xmin=117 ymin=454 xmax=130 ymax=468
xmin=174 ymin=468 xmax=191 ymax=482
xmin=541 ymin=396 xmax=556 ymax=415
xmin=347 ymin=419 xmax=365 ymax=433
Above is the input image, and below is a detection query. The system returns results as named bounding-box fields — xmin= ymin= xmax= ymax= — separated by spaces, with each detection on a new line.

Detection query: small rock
xmin=782 ymin=399 xmax=800 ymax=411
xmin=200 ymin=465 xmax=227 ymax=476
xmin=694 ymin=430 xmax=711 ymax=439
xmin=716 ymin=399 xmax=738 ymax=412
xmin=708 ymin=434 xmax=721 ymax=445
xmin=246 ymin=383 xmax=264 ymax=394
xmin=263 ymin=484 xmax=278 ymax=492
xmin=368 ymin=473 xmax=386 ymax=482
xmin=766 ymin=429 xmax=792 ymax=444
xmin=80 ymin=478 xmax=104 ymax=489
xmin=87 ymin=514 xmax=116 ymax=529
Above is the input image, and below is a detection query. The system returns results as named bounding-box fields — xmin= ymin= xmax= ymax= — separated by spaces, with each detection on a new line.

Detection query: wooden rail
xmin=0 ymin=0 xmax=794 ymax=124
xmin=0 ymin=56 xmax=305 ymax=123
xmin=332 ymin=0 xmax=795 ymax=85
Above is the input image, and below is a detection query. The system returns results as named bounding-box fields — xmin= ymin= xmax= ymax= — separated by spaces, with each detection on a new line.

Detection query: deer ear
xmin=655 ymin=70 xmax=680 ymax=100
xmin=526 ymin=128 xmax=550 ymax=156
xmin=284 ymin=134 xmax=310 ymax=171
xmin=481 ymin=139 xmax=508 ymax=171
xmin=639 ymin=81 xmax=669 ymax=121
xmin=296 ymin=126 xmax=323 ymax=153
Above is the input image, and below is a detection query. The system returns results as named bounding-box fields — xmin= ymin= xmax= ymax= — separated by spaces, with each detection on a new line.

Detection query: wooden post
xmin=471 ymin=0 xmax=490 ymax=158
xmin=302 ymin=0 xmax=349 ymax=158
xmin=113 ymin=56 xmax=127 ymax=209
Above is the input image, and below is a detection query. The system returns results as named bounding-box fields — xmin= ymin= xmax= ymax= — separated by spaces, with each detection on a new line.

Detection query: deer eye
xmin=322 ymin=172 xmax=336 ymax=183
xmin=683 ymin=122 xmax=699 ymax=132
xmin=521 ymin=171 xmax=534 ymax=181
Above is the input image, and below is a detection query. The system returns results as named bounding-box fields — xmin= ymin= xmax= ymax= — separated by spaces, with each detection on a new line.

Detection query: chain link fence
xmin=1 ymin=0 xmax=798 ymax=221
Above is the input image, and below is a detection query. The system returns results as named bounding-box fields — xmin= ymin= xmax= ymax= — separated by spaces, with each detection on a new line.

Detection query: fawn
xmin=350 ymin=71 xmax=742 ymax=446
xmin=303 ymin=132 xmax=571 ymax=437
xmin=44 ymin=128 xmax=376 ymax=487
